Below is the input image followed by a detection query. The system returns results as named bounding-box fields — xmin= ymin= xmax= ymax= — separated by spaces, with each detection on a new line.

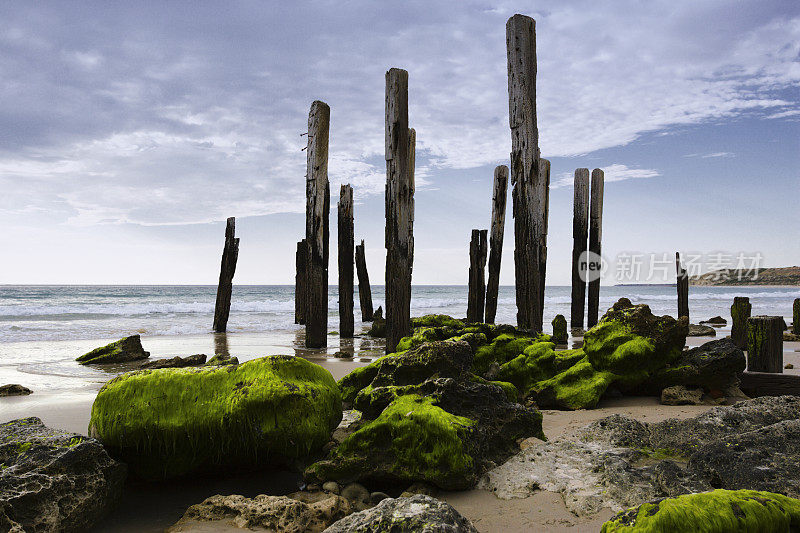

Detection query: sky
xmin=0 ymin=0 xmax=798 ymax=285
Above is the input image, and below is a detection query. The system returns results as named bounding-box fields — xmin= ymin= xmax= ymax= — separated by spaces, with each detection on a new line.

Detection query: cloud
xmin=0 ymin=0 xmax=797 ymax=226
xmin=684 ymin=151 xmax=735 ymax=158
xmin=552 ymin=164 xmax=660 ymax=188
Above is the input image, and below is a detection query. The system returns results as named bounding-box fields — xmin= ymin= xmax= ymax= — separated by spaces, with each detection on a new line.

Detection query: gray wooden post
xmin=304 ymin=101 xmax=330 ymax=348
xmin=731 ymin=296 xmax=752 ymax=349
xmin=676 ymin=252 xmax=689 ymax=320
xmin=586 ymin=168 xmax=604 ymax=328
xmin=213 ymin=217 xmax=239 ymax=333
xmin=467 ymin=229 xmax=488 ymax=323
xmin=485 ymin=165 xmax=509 ymax=324
xmin=570 ymin=168 xmax=589 ymax=328
xmin=793 ymin=299 xmax=799 ymax=335
xmin=747 ymin=316 xmax=783 ymax=373
xmin=355 ymin=240 xmax=374 ymax=322
xmin=295 ymin=239 xmax=308 ymax=325
xmin=385 ymin=68 xmax=415 ymax=353
xmin=506 ymin=14 xmax=546 ymax=332
xmin=338 ymin=184 xmax=354 ymax=338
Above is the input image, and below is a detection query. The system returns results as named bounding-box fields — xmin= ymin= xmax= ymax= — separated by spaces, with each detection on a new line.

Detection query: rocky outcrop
xmin=0 ymin=384 xmax=32 ymax=397
xmin=688 ymin=324 xmax=716 ymax=336
xmin=308 ymin=339 xmax=544 ymax=490
xmin=601 ymin=489 xmax=800 ymax=532
xmin=323 ymin=495 xmax=478 ymax=533
xmin=700 ymin=316 xmax=727 ymax=326
xmin=0 ymin=417 xmax=126 ymax=533
xmin=139 ymin=353 xmax=206 ymax=369
xmin=169 ymin=493 xmax=353 ymax=533
xmin=480 ymin=396 xmax=800 ymax=516
xmin=660 ymin=385 xmax=704 ymax=405
xmin=205 ymin=353 xmax=239 ymax=366
xmin=89 ymin=355 xmax=342 ymax=480
xmin=75 ymin=334 xmax=150 ymax=364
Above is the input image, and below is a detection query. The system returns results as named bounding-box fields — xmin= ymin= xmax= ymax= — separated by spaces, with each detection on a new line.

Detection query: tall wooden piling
xmin=539 ymin=158 xmax=550 ymax=318
xmin=485 ymin=165 xmax=508 ymax=324
xmin=467 ymin=229 xmax=488 ymax=323
xmin=676 ymin=252 xmax=689 ymax=320
xmin=586 ymin=168 xmax=604 ymax=328
xmin=747 ymin=316 xmax=784 ymax=373
xmin=385 ymin=68 xmax=415 ymax=353
xmin=355 ymin=240 xmax=374 ymax=322
xmin=793 ymin=299 xmax=799 ymax=335
xmin=507 ymin=14 xmax=546 ymax=332
xmin=570 ymin=168 xmax=590 ymax=328
xmin=731 ymin=296 xmax=752 ymax=349
xmin=213 ymin=217 xmax=239 ymax=333
xmin=304 ymin=100 xmax=330 ymax=348
xmin=295 ymin=239 xmax=307 ymax=324
xmin=338 ymin=185 xmax=354 ymax=338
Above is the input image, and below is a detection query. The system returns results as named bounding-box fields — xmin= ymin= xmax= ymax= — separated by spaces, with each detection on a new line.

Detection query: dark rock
xmin=76 ymin=334 xmax=149 ymax=364
xmin=700 ymin=316 xmax=727 ymax=326
xmin=551 ymin=314 xmax=568 ymax=344
xmin=787 ymin=363 xmax=794 ymax=369
xmin=140 ymin=353 xmax=206 ymax=369
xmin=687 ymin=324 xmax=716 ymax=337
xmin=785 ymin=331 xmax=800 ymax=342
xmin=660 ymin=385 xmax=704 ymax=405
xmin=369 ymin=492 xmax=389 ymax=504
xmin=0 ymin=417 xmax=126 ymax=533
xmin=373 ymin=306 xmax=383 ymax=320
xmin=322 ymin=495 xmax=478 ymax=533
xmin=366 ymin=318 xmax=385 ymax=338
xmin=340 ymin=483 xmax=371 ymax=511
xmin=0 ymin=384 xmax=32 ymax=397
xmin=688 ymin=419 xmax=800 ymax=496
xmin=643 ymin=338 xmax=746 ymax=396
xmin=204 ymin=353 xmax=238 ymax=366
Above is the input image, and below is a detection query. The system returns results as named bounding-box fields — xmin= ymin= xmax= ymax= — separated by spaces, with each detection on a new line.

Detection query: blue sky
xmin=0 ymin=0 xmax=797 ymax=285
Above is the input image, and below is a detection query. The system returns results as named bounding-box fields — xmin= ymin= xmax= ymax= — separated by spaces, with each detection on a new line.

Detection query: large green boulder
xmin=602 ymin=489 xmax=800 ymax=532
xmin=89 ymin=355 xmax=342 ymax=480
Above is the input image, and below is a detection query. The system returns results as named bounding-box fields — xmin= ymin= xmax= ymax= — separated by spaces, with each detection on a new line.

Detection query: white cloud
xmin=552 ymin=164 xmax=660 ymax=188
xmin=684 ymin=151 xmax=735 ymax=158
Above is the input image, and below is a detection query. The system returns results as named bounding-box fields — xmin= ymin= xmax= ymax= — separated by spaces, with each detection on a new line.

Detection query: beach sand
xmin=2 ymin=334 xmax=798 ymax=532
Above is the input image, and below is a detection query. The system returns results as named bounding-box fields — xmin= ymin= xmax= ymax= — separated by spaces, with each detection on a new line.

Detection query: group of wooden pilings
xmin=569 ymin=168 xmax=604 ymax=329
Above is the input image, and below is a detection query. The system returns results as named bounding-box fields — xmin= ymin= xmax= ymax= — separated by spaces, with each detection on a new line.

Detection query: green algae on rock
xmin=601 ymin=489 xmax=800 ymax=532
xmin=89 ymin=355 xmax=342 ymax=480
xmin=307 ymin=395 xmax=477 ymax=490
xmin=76 ymin=334 xmax=150 ymax=364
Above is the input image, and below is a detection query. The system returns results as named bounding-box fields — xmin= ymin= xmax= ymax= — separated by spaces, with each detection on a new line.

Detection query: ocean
xmin=0 ymin=284 xmax=798 ymax=407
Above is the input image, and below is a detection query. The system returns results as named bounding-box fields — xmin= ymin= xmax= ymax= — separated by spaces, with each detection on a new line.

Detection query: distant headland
xmin=690 ymin=266 xmax=800 ymax=286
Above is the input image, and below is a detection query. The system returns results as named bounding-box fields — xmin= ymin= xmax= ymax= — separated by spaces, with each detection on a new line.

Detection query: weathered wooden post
xmin=467 ymin=229 xmax=488 ymax=323
xmin=731 ymin=296 xmax=752 ymax=349
xmin=676 ymin=252 xmax=689 ymax=320
xmin=485 ymin=165 xmax=509 ymax=324
xmin=304 ymin=100 xmax=330 ymax=349
xmin=570 ymin=168 xmax=589 ymax=329
xmin=355 ymin=240 xmax=374 ymax=322
xmin=384 ymin=68 xmax=415 ymax=353
xmin=539 ymin=158 xmax=550 ymax=318
xmin=586 ymin=168 xmax=604 ymax=328
xmin=747 ymin=316 xmax=784 ymax=373
xmin=793 ymin=299 xmax=799 ymax=335
xmin=338 ymin=185 xmax=354 ymax=338
xmin=507 ymin=14 xmax=547 ymax=332
xmin=295 ymin=239 xmax=308 ymax=325
xmin=213 ymin=217 xmax=239 ymax=333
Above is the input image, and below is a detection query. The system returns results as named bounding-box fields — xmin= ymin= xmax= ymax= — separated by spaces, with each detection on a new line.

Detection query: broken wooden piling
xmin=794 ymin=298 xmax=799 ymax=335
xmin=506 ymin=14 xmax=547 ymax=332
xmin=213 ymin=217 xmax=239 ymax=333
xmin=731 ymin=296 xmax=752 ymax=349
xmin=747 ymin=316 xmax=784 ymax=373
xmin=338 ymin=185 xmax=354 ymax=338
xmin=384 ymin=68 xmax=415 ymax=353
xmin=355 ymin=240 xmax=374 ymax=322
xmin=676 ymin=252 xmax=689 ymax=320
xmin=467 ymin=229 xmax=488 ymax=323
xmin=586 ymin=168 xmax=604 ymax=328
xmin=570 ymin=168 xmax=589 ymax=329
xmin=295 ymin=239 xmax=307 ymax=325
xmin=304 ymin=100 xmax=330 ymax=349
xmin=485 ymin=165 xmax=509 ymax=324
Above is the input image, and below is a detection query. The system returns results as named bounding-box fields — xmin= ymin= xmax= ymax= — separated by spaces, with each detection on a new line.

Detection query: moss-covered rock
xmin=76 ymin=334 xmax=150 ymax=364
xmin=601 ymin=489 xmax=800 ymax=532
xmin=89 ymin=355 xmax=342 ymax=480
xmin=204 ymin=353 xmax=239 ymax=366
xmin=551 ymin=314 xmax=568 ymax=344
xmin=365 ymin=318 xmax=385 ymax=338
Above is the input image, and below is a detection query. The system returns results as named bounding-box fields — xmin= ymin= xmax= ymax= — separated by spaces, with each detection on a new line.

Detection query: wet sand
xmin=1 ymin=333 xmax=798 ymax=532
